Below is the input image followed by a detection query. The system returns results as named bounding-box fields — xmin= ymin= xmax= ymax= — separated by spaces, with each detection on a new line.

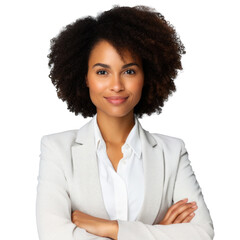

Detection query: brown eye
xmin=96 ymin=70 xmax=108 ymax=75
xmin=125 ymin=69 xmax=135 ymax=75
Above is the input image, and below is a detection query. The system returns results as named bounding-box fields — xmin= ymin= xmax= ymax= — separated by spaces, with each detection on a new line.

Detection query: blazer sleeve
xmin=36 ymin=135 xmax=110 ymax=240
xmin=116 ymin=139 xmax=215 ymax=240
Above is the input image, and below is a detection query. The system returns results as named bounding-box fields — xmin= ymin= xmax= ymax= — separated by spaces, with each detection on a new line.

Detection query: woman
xmin=36 ymin=5 xmax=214 ymax=240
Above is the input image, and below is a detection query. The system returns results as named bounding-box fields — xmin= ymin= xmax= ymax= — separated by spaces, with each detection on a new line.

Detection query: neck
xmin=96 ymin=110 xmax=135 ymax=145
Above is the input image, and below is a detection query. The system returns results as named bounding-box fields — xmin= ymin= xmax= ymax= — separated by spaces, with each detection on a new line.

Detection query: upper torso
xmin=93 ymin=113 xmax=144 ymax=221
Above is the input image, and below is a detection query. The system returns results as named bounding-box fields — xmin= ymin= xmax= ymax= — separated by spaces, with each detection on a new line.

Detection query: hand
xmin=158 ymin=198 xmax=198 ymax=225
xmin=71 ymin=210 xmax=118 ymax=239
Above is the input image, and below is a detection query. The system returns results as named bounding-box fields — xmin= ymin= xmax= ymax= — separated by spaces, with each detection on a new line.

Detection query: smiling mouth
xmin=104 ymin=96 xmax=129 ymax=100
xmin=104 ymin=96 xmax=129 ymax=105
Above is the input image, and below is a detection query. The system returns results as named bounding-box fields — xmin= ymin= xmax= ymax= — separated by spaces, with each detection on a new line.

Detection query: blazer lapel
xmin=71 ymin=117 xmax=164 ymax=224
xmin=71 ymin=118 xmax=110 ymax=219
xmin=136 ymin=120 xmax=164 ymax=224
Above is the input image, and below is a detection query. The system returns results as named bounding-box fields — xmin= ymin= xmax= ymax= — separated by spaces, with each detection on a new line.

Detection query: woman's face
xmin=86 ymin=40 xmax=144 ymax=118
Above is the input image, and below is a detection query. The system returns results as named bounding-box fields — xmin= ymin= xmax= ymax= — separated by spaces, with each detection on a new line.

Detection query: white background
xmin=0 ymin=0 xmax=239 ymax=239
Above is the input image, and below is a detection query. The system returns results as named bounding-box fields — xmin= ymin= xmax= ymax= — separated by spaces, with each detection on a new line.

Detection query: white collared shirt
xmin=93 ymin=114 xmax=144 ymax=221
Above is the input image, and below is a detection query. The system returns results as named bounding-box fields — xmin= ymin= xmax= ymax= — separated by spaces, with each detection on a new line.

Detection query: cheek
xmin=88 ymin=77 xmax=107 ymax=94
xmin=89 ymin=82 xmax=104 ymax=93
xmin=128 ymin=78 xmax=144 ymax=96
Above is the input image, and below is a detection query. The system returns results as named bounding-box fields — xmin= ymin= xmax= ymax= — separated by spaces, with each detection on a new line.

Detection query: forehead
xmin=88 ymin=39 xmax=141 ymax=64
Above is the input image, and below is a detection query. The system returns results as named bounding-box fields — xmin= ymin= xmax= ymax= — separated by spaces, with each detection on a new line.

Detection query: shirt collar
xmin=93 ymin=113 xmax=141 ymax=159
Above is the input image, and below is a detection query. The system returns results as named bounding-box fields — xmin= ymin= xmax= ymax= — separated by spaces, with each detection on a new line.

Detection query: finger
xmin=173 ymin=204 xmax=198 ymax=223
xmin=182 ymin=213 xmax=195 ymax=223
xmin=167 ymin=202 xmax=195 ymax=223
xmin=163 ymin=199 xmax=188 ymax=220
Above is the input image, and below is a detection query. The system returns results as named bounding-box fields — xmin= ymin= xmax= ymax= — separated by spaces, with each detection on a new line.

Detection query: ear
xmin=85 ymin=75 xmax=89 ymax=87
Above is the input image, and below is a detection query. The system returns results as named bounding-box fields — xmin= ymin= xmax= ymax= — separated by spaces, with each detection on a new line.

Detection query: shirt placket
xmin=112 ymin=144 xmax=132 ymax=220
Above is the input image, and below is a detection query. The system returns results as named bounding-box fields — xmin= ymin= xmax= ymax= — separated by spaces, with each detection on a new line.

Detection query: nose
xmin=110 ymin=74 xmax=125 ymax=92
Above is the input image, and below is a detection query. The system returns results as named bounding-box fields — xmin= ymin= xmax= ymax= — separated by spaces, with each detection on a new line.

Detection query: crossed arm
xmin=36 ymin=136 xmax=214 ymax=240
xmin=71 ymin=198 xmax=199 ymax=239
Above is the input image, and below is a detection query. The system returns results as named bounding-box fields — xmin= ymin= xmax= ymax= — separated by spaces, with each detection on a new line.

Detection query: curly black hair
xmin=48 ymin=5 xmax=185 ymax=118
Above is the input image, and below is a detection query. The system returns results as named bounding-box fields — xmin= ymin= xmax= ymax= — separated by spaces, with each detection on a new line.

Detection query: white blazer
xmin=36 ymin=117 xmax=214 ymax=240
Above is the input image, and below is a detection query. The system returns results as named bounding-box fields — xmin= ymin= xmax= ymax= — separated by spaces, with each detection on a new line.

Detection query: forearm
xmin=105 ymin=220 xmax=118 ymax=240
xmin=117 ymin=220 xmax=214 ymax=240
xmin=72 ymin=210 xmax=119 ymax=239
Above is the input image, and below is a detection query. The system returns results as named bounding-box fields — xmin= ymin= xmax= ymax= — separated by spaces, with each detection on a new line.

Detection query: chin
xmin=108 ymin=112 xmax=130 ymax=118
xmin=99 ymin=108 xmax=133 ymax=118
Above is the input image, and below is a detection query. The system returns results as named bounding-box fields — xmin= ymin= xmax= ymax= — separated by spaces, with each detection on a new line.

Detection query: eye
xmin=124 ymin=69 xmax=136 ymax=75
xmin=96 ymin=70 xmax=108 ymax=75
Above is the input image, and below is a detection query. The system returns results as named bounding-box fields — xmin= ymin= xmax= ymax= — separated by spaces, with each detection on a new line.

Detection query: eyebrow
xmin=92 ymin=63 xmax=140 ymax=69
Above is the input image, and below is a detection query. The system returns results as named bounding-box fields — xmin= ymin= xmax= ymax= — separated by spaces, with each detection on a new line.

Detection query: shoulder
xmin=40 ymin=129 xmax=78 ymax=151
xmin=149 ymin=132 xmax=186 ymax=153
xmin=151 ymin=132 xmax=184 ymax=144
xmin=147 ymin=132 xmax=188 ymax=171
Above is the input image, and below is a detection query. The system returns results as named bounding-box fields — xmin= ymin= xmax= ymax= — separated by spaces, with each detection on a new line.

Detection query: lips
xmin=104 ymin=96 xmax=129 ymax=105
xmin=104 ymin=96 xmax=129 ymax=100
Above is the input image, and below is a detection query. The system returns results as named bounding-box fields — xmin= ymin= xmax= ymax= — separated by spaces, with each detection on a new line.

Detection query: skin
xmin=71 ymin=39 xmax=198 ymax=239
xmin=86 ymin=40 xmax=144 ymax=145
xmin=86 ymin=39 xmax=144 ymax=172
xmin=159 ymin=198 xmax=198 ymax=225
